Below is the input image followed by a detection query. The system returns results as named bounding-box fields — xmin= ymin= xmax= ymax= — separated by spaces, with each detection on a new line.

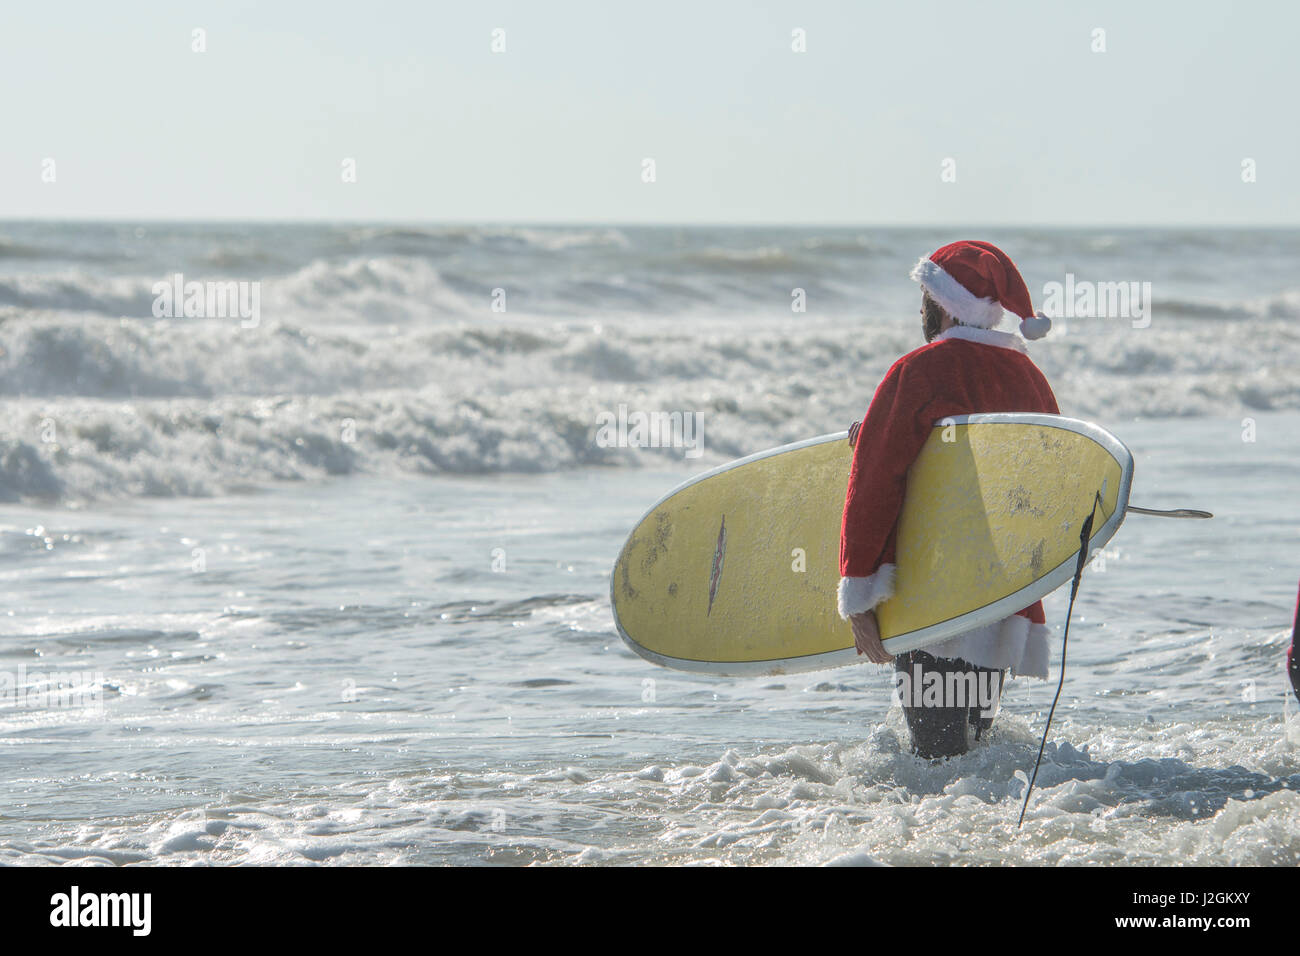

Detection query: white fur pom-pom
xmin=1020 ymin=310 xmax=1052 ymax=340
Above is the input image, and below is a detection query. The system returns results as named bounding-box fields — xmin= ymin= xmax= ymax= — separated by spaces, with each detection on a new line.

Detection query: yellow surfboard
xmin=611 ymin=414 xmax=1133 ymax=676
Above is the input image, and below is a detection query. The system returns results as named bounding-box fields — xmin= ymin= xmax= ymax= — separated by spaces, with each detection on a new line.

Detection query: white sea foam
xmin=2 ymin=225 xmax=1297 ymax=868
xmin=2 ymin=307 xmax=1298 ymax=501
xmin=3 ymin=223 xmax=1299 ymax=503
xmin=0 ymin=436 xmax=1294 ymax=867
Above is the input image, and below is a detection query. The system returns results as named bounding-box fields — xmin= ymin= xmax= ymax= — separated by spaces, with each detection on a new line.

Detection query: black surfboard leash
xmin=1016 ymin=490 xmax=1102 ymax=829
xmin=1014 ymin=494 xmax=1213 ymax=828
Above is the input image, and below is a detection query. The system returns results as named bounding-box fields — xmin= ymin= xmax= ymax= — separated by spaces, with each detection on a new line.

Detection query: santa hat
xmin=910 ymin=240 xmax=1051 ymax=340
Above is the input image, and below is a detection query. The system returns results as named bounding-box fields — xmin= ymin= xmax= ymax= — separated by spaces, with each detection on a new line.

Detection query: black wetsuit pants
xmin=894 ymin=649 xmax=1006 ymax=760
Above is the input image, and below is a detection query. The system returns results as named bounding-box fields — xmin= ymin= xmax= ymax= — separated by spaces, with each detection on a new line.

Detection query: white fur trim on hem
xmin=911 ymin=257 xmax=1006 ymax=329
xmin=838 ymin=565 xmax=896 ymax=619
xmin=922 ymin=614 xmax=1052 ymax=679
xmin=933 ymin=324 xmax=1027 ymax=353
xmin=1016 ymin=622 xmax=1052 ymax=679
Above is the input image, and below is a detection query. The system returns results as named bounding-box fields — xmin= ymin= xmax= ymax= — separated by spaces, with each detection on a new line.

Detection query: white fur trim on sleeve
xmin=910 ymin=257 xmax=1006 ymax=329
xmin=837 ymin=564 xmax=896 ymax=619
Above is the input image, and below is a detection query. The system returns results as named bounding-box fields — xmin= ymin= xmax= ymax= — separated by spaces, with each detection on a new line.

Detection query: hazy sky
xmin=2 ymin=0 xmax=1295 ymax=224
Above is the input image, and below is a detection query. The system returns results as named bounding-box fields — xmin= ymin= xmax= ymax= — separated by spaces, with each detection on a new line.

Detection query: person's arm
xmin=838 ymin=356 xmax=938 ymax=624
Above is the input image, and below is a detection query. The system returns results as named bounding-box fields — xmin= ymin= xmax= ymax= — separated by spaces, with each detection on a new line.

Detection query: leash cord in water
xmin=1017 ymin=491 xmax=1102 ymax=829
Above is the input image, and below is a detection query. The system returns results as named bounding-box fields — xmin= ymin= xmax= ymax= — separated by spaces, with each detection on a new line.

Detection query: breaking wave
xmin=4 ymin=222 xmax=1300 ymax=501
xmin=2 ymin=308 xmax=1299 ymax=502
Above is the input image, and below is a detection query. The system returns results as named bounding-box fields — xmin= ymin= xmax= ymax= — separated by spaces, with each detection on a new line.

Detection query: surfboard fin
xmin=1125 ymin=505 xmax=1213 ymax=519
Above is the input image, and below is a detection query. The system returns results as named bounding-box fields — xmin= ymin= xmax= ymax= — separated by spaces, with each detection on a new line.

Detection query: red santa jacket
xmin=838 ymin=325 xmax=1060 ymax=621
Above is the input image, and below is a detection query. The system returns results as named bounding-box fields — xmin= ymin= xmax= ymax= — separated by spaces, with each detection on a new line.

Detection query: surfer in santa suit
xmin=839 ymin=240 xmax=1058 ymax=759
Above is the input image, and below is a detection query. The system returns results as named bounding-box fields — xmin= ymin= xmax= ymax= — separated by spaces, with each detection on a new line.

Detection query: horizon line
xmin=3 ymin=216 xmax=1299 ymax=230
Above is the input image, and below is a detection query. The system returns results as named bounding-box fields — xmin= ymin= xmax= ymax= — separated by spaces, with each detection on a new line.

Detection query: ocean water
xmin=0 ymin=223 xmax=1298 ymax=865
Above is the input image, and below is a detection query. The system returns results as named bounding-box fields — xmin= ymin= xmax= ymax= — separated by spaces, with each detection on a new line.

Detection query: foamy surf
xmin=1 ymin=224 xmax=1298 ymax=870
xmin=3 ymin=310 xmax=1299 ymax=503
xmin=0 ymin=434 xmax=1296 ymax=867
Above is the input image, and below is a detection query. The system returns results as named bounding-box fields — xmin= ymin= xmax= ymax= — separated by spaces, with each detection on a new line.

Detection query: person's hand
xmin=850 ymin=610 xmax=892 ymax=664
xmin=848 ymin=420 xmax=862 ymax=448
